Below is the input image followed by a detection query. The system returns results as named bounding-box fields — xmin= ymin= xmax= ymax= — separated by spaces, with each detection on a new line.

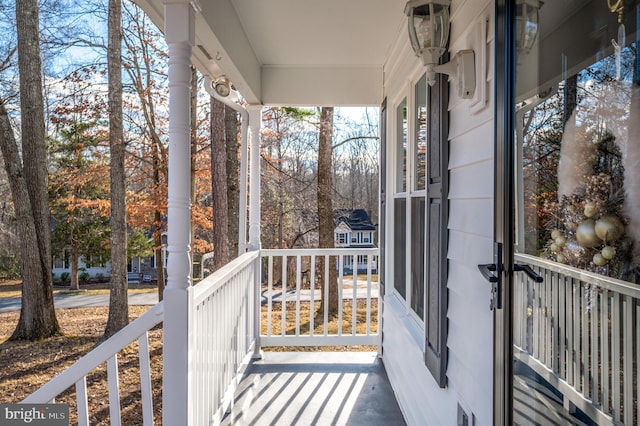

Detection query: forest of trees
xmin=0 ymin=0 xmax=379 ymax=340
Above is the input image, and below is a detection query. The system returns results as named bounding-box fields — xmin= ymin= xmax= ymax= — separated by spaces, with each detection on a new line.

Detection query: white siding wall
xmin=382 ymin=1 xmax=495 ymax=424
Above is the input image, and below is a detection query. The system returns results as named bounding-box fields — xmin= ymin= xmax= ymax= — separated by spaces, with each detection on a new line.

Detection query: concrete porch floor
xmin=221 ymin=352 xmax=406 ymax=426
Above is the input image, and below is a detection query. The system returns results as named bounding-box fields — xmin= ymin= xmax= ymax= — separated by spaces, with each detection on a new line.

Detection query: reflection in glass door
xmin=512 ymin=1 xmax=639 ymax=425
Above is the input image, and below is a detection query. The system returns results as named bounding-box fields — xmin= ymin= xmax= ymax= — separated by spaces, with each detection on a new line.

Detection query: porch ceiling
xmin=133 ymin=0 xmax=407 ymax=106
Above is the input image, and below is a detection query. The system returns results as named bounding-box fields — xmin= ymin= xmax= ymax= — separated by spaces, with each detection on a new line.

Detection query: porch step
xmin=221 ymin=352 xmax=406 ymax=426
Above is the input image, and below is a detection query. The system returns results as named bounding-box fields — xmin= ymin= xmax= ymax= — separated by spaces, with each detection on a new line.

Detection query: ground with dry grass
xmin=0 ymin=281 xmax=163 ymax=425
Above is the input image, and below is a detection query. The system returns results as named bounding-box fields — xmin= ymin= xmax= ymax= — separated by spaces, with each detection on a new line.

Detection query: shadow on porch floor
xmin=221 ymin=352 xmax=406 ymax=426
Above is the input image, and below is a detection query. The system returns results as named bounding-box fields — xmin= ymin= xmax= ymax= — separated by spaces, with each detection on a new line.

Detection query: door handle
xmin=477 ymin=243 xmax=502 ymax=310
xmin=514 ymin=263 xmax=543 ymax=282
xmin=478 ymin=264 xmax=498 ymax=283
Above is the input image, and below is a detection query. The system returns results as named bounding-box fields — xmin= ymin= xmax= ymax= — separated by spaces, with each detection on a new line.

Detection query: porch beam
xmin=163 ymin=2 xmax=195 ymax=425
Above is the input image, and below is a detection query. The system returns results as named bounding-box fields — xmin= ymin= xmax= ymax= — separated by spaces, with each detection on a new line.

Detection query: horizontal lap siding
xmin=383 ymin=298 xmax=453 ymax=425
xmin=382 ymin=0 xmax=495 ymax=424
xmin=446 ymin=1 xmax=495 ymax=422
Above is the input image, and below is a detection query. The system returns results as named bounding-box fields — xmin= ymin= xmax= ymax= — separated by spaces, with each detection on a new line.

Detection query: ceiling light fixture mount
xmin=212 ymin=76 xmax=232 ymax=97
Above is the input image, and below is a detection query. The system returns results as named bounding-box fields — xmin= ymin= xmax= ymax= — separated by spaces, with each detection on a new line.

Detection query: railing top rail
xmin=515 ymin=253 xmax=640 ymax=299
xmin=193 ymin=250 xmax=259 ymax=304
xmin=260 ymin=247 xmax=379 ymax=257
xmin=22 ymin=301 xmax=164 ymax=404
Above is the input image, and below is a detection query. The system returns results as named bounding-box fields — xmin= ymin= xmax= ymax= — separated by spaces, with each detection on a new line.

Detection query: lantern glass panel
xmin=516 ymin=3 xmax=538 ymax=51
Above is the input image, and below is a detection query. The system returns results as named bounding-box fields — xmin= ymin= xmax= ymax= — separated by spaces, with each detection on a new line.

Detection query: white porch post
xmin=163 ymin=2 xmax=194 ymax=425
xmin=247 ymin=106 xmax=262 ymax=252
xmin=247 ymin=106 xmax=263 ymax=359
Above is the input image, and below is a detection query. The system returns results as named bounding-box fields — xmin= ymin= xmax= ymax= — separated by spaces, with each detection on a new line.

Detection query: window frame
xmin=391 ymin=71 xmax=429 ymax=327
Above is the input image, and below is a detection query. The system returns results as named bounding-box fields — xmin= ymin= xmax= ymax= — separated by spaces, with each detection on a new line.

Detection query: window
xmin=415 ymin=73 xmax=427 ymax=190
xmin=393 ymin=74 xmax=428 ymax=318
xmin=411 ymin=197 xmax=425 ymax=318
xmin=389 ymin=71 xmax=449 ymax=388
xmin=396 ymin=98 xmax=408 ymax=193
xmin=336 ymin=233 xmax=347 ymax=245
xmin=53 ymin=250 xmax=70 ymax=269
xmin=393 ymin=198 xmax=407 ymax=298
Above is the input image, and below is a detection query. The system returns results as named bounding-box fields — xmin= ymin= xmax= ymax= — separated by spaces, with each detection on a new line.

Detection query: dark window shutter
xmin=379 ymin=98 xmax=387 ymax=297
xmin=424 ymin=72 xmax=449 ymax=388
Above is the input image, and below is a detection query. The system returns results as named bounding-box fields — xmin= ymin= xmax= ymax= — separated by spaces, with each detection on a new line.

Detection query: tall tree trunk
xmin=104 ymin=0 xmax=128 ymax=338
xmin=154 ymin=210 xmax=165 ymax=301
xmin=70 ymin=243 xmax=80 ymax=291
xmin=211 ymin=97 xmax=229 ymax=270
xmin=318 ymin=107 xmax=338 ymax=314
xmin=190 ymin=66 xmax=198 ymax=277
xmin=9 ymin=0 xmax=60 ymax=340
xmin=225 ymin=106 xmax=240 ymax=257
xmin=1 ymin=99 xmax=60 ymax=340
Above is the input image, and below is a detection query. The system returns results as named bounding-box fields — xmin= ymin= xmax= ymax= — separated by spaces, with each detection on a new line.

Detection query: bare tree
xmin=318 ymin=106 xmax=338 ymax=314
xmin=4 ymin=0 xmax=61 ymax=340
xmin=226 ymin=106 xmax=240 ymax=256
xmin=211 ymin=96 xmax=229 ymax=270
xmin=104 ymin=0 xmax=128 ymax=338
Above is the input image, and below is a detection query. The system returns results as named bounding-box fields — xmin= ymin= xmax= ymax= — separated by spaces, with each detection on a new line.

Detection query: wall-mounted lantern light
xmin=405 ymin=0 xmax=476 ymax=98
xmin=515 ymin=0 xmax=541 ymax=54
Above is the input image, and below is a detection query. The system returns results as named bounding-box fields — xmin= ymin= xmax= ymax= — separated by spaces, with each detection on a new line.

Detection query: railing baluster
xmin=612 ymin=291 xmax=621 ymax=423
xmin=591 ymin=290 xmax=599 ymax=407
xmin=352 ymin=257 xmax=357 ymax=336
xmin=268 ymin=255 xmax=273 ymax=337
xmin=533 ymin=275 xmax=540 ymax=360
xmin=310 ymin=255 xmax=316 ymax=337
xmin=106 ymin=355 xmax=122 ymax=426
xmin=623 ymin=295 xmax=633 ymax=425
xmin=551 ymin=269 xmax=559 ymax=374
xmin=582 ymin=280 xmax=589 ymax=397
xmin=558 ymin=273 xmax=566 ymax=380
xmin=138 ymin=332 xmax=154 ymax=426
xmin=602 ymin=289 xmax=610 ymax=414
xmin=366 ymin=254 xmax=372 ymax=336
xmin=324 ymin=255 xmax=329 ymax=336
xmin=566 ymin=277 xmax=574 ymax=387
xmin=282 ymin=255 xmax=287 ymax=337
xmin=513 ymin=272 xmax=520 ymax=348
xmin=636 ymin=304 xmax=640 ymax=426
xmin=573 ymin=278 xmax=581 ymax=393
xmin=338 ymin=254 xmax=344 ymax=336
xmin=296 ymin=255 xmax=301 ymax=337
xmin=545 ymin=268 xmax=551 ymax=367
xmin=75 ymin=377 xmax=89 ymax=426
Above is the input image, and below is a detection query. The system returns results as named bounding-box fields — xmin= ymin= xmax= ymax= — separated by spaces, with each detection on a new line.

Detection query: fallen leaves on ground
xmin=0 ymin=306 xmax=163 ymax=426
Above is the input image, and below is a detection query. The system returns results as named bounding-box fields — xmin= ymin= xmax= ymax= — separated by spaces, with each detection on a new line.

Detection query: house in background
xmin=334 ymin=209 xmax=376 ymax=248
xmin=52 ymin=251 xmax=111 ymax=281
xmin=52 ymin=231 xmax=167 ymax=283
xmin=334 ymin=209 xmax=378 ymax=274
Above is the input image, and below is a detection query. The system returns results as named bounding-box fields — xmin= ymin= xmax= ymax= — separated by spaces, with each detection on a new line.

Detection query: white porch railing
xmin=21 ymin=248 xmax=378 ymax=423
xmin=191 ymin=250 xmax=260 ymax=425
xmin=260 ymin=248 xmax=380 ymax=348
xmin=514 ymin=253 xmax=640 ymax=426
xmin=21 ymin=250 xmax=260 ymax=426
xmin=22 ymin=302 xmax=164 ymax=425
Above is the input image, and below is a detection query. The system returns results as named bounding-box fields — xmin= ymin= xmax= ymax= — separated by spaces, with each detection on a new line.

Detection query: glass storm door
xmin=494 ymin=1 xmax=640 ymax=424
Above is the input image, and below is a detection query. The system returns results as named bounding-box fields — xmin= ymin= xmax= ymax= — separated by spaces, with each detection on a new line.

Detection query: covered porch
xmin=23 ymin=247 xmax=394 ymax=425
xmin=18 ymin=0 xmax=640 ymax=425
